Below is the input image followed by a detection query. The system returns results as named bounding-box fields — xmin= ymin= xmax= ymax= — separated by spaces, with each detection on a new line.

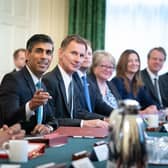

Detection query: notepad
xmin=25 ymin=133 xmax=68 ymax=147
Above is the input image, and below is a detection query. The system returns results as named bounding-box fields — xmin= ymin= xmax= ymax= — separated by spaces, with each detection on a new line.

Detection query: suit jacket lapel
xmin=144 ymin=69 xmax=158 ymax=99
xmin=107 ymin=81 xmax=121 ymax=100
xmin=55 ymin=66 xmax=70 ymax=112
xmin=22 ymin=67 xmax=36 ymax=95
xmin=73 ymin=72 xmax=83 ymax=90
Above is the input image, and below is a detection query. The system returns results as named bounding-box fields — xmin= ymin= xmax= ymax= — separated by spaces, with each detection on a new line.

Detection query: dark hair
xmin=60 ymin=34 xmax=87 ymax=51
xmin=116 ymin=49 xmax=143 ymax=96
xmin=147 ymin=47 xmax=167 ymax=61
xmin=13 ymin=48 xmax=26 ymax=59
xmin=26 ymin=34 xmax=54 ymax=52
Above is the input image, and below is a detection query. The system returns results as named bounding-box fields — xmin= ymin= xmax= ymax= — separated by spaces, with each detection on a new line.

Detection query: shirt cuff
xmin=80 ymin=120 xmax=84 ymax=128
xmin=26 ymin=101 xmax=35 ymax=121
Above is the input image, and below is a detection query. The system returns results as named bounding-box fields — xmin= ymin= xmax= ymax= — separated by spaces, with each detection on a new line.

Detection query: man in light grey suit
xmin=141 ymin=47 xmax=167 ymax=109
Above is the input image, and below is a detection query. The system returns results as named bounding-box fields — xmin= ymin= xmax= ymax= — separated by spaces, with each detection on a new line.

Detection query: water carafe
xmin=107 ymin=99 xmax=147 ymax=168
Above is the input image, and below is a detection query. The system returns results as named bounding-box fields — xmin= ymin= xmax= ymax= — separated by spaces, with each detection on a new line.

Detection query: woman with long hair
xmin=112 ymin=49 xmax=157 ymax=114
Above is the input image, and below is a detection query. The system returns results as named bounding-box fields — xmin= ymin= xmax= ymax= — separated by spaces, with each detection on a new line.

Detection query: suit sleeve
xmin=43 ymin=74 xmax=81 ymax=127
xmin=0 ymin=73 xmax=26 ymax=126
xmin=75 ymin=81 xmax=113 ymax=119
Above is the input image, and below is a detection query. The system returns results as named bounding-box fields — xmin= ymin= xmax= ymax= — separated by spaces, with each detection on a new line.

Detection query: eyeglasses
xmin=99 ymin=64 xmax=115 ymax=70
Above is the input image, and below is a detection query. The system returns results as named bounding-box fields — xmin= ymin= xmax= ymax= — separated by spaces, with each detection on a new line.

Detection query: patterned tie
xmin=82 ymin=76 xmax=92 ymax=112
xmin=36 ymin=81 xmax=43 ymax=124
xmin=68 ymin=80 xmax=74 ymax=119
xmin=154 ymin=78 xmax=163 ymax=108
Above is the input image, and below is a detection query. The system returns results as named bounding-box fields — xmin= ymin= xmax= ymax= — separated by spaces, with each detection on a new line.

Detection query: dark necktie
xmin=82 ymin=76 xmax=92 ymax=112
xmin=154 ymin=78 xmax=163 ymax=108
xmin=68 ymin=80 xmax=74 ymax=119
xmin=36 ymin=81 xmax=43 ymax=124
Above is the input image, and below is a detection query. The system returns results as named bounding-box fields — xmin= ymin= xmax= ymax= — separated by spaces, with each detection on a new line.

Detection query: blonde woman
xmin=89 ymin=50 xmax=121 ymax=109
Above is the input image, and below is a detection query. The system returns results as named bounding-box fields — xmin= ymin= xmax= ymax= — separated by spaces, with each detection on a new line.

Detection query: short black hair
xmin=26 ymin=34 xmax=54 ymax=52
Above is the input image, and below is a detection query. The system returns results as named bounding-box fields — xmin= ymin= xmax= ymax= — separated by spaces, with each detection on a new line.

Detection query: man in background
xmin=13 ymin=48 xmax=26 ymax=71
xmin=141 ymin=47 xmax=167 ymax=109
xmin=73 ymin=40 xmax=114 ymax=120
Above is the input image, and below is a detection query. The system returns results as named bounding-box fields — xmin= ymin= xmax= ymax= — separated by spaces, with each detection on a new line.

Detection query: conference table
xmin=0 ymin=131 xmax=168 ymax=168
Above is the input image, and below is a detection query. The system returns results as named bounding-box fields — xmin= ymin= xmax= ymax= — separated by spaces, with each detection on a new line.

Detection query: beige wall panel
xmin=0 ymin=0 xmax=68 ymax=81
xmin=37 ymin=0 xmax=69 ymax=70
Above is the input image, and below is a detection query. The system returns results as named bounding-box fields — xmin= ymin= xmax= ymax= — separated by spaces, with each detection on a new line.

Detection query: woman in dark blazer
xmin=112 ymin=49 xmax=158 ymax=114
xmin=88 ymin=50 xmax=121 ymax=109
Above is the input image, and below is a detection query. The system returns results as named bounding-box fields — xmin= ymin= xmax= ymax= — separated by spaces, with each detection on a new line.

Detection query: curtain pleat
xmin=68 ymin=0 xmax=106 ymax=50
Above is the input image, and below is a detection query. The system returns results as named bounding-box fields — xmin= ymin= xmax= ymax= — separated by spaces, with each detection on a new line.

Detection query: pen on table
xmin=72 ymin=136 xmax=83 ymax=138
xmin=36 ymin=162 xmax=55 ymax=168
xmin=84 ymin=136 xmax=95 ymax=138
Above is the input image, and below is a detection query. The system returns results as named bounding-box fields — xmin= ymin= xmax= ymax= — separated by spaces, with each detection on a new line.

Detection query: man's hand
xmin=0 ymin=123 xmax=25 ymax=146
xmin=83 ymin=119 xmax=109 ymax=128
xmin=29 ymin=89 xmax=52 ymax=110
xmin=7 ymin=124 xmax=25 ymax=139
xmin=139 ymin=105 xmax=158 ymax=114
xmin=104 ymin=117 xmax=110 ymax=123
xmin=31 ymin=124 xmax=51 ymax=135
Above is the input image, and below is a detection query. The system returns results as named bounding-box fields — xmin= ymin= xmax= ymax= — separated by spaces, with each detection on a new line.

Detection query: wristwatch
xmin=46 ymin=125 xmax=54 ymax=132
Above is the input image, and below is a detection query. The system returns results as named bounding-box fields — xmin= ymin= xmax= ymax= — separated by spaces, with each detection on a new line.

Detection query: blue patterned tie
xmin=36 ymin=81 xmax=43 ymax=124
xmin=82 ymin=76 xmax=92 ymax=112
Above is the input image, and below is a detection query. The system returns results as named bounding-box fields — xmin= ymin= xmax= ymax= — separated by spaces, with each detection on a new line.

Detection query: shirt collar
xmin=58 ymin=64 xmax=72 ymax=83
xmin=58 ymin=64 xmax=72 ymax=100
xmin=77 ymin=70 xmax=86 ymax=78
xmin=26 ymin=65 xmax=41 ymax=85
xmin=15 ymin=67 xmax=20 ymax=71
xmin=146 ymin=67 xmax=158 ymax=80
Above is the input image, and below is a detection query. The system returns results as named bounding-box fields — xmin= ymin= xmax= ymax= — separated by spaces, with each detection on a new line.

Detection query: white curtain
xmin=105 ymin=0 xmax=168 ymax=75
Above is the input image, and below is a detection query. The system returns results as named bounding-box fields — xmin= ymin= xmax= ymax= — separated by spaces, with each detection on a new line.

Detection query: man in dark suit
xmin=43 ymin=35 xmax=109 ymax=128
xmin=0 ymin=34 xmax=58 ymax=134
xmin=73 ymin=40 xmax=113 ymax=120
xmin=159 ymin=72 xmax=168 ymax=107
xmin=141 ymin=47 xmax=167 ymax=109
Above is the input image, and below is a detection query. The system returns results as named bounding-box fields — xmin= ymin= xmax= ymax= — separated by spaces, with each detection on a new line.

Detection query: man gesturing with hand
xmin=0 ymin=34 xmax=58 ymax=135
